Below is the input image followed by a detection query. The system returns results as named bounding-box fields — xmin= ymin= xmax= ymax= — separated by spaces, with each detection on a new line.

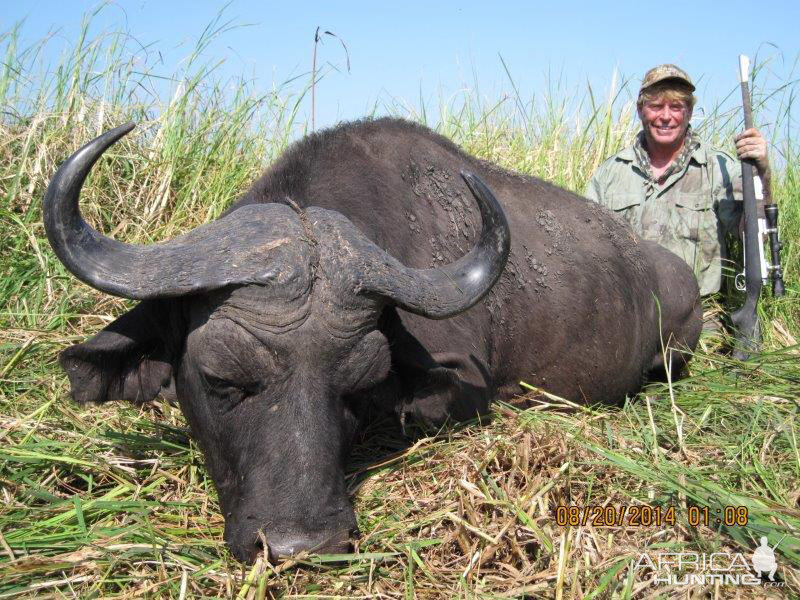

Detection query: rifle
xmin=730 ymin=55 xmax=786 ymax=360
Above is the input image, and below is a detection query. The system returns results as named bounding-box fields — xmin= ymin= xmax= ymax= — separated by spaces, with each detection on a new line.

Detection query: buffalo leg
xmin=379 ymin=308 xmax=493 ymax=429
xmin=399 ymin=351 xmax=493 ymax=428
xmin=643 ymin=240 xmax=703 ymax=379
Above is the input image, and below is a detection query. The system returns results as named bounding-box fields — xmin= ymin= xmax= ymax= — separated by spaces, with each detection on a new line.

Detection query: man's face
xmin=639 ymin=96 xmax=691 ymax=149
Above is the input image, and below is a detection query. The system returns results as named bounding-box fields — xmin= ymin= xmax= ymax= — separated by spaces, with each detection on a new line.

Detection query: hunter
xmin=585 ymin=64 xmax=770 ymax=301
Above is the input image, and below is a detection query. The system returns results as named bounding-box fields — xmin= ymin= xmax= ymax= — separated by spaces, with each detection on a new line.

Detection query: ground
xmin=1 ymin=312 xmax=798 ymax=598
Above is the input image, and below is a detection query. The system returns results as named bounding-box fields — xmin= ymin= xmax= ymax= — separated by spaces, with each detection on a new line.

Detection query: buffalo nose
xmin=232 ymin=527 xmax=358 ymax=564
xmin=264 ymin=528 xmax=356 ymax=562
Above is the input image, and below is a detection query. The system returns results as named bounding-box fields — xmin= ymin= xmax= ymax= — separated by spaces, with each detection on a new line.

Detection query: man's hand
xmin=734 ymin=128 xmax=770 ymax=176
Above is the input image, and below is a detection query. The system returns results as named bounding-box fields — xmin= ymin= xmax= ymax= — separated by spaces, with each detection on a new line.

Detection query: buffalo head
xmin=44 ymin=123 xmax=510 ymax=562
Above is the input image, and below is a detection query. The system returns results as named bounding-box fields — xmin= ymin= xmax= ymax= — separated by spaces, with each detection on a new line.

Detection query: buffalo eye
xmin=200 ymin=371 xmax=253 ymax=412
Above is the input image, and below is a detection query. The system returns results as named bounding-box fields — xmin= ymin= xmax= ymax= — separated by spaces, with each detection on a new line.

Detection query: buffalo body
xmin=45 ymin=118 xmax=701 ymax=562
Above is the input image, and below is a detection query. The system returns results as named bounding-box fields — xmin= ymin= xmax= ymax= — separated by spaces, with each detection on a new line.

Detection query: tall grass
xmin=1 ymin=11 xmax=799 ymax=599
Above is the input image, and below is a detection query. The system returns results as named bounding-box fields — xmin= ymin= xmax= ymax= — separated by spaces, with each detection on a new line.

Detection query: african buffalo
xmin=44 ymin=118 xmax=701 ymax=562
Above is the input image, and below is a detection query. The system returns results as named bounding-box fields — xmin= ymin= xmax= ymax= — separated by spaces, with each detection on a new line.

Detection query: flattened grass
xmin=1 ymin=11 xmax=799 ymax=599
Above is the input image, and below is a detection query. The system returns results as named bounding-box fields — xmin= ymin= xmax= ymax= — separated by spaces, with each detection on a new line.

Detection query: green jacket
xmin=585 ymin=141 xmax=743 ymax=295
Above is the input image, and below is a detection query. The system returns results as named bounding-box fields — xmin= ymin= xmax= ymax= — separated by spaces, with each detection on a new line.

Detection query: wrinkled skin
xmin=53 ymin=118 xmax=701 ymax=563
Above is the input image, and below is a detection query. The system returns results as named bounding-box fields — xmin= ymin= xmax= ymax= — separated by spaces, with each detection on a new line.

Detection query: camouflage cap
xmin=639 ymin=64 xmax=695 ymax=93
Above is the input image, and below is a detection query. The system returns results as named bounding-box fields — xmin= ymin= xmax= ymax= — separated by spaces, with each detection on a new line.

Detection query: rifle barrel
xmin=731 ymin=55 xmax=763 ymax=358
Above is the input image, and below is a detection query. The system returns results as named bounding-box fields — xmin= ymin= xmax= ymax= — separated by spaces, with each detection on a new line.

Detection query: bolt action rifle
xmin=731 ymin=55 xmax=786 ymax=360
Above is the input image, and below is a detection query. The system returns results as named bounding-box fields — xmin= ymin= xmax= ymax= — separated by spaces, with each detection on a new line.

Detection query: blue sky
xmin=4 ymin=1 xmax=799 ymax=136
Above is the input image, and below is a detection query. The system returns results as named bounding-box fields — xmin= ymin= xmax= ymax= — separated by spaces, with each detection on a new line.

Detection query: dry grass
xmin=3 ymin=355 xmax=799 ymax=599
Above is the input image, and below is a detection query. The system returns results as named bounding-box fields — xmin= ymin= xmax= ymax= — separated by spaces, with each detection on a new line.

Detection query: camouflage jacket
xmin=585 ymin=136 xmax=743 ymax=295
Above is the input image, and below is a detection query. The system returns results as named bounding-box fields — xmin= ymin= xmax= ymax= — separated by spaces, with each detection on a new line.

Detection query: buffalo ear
xmin=59 ymin=299 xmax=184 ymax=405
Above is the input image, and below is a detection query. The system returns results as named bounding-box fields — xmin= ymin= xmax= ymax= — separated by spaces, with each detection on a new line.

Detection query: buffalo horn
xmin=357 ymin=171 xmax=511 ymax=319
xmin=43 ymin=123 xmax=309 ymax=299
